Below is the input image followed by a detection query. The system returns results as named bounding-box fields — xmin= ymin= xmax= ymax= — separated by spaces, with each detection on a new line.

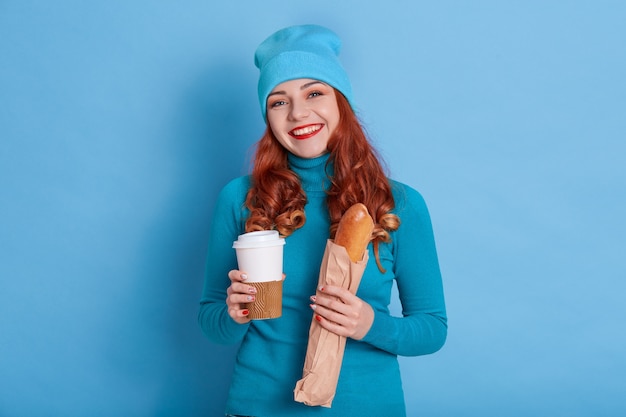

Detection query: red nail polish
xmin=315 ymin=315 xmax=322 ymax=322
xmin=319 ymin=286 xmax=325 ymax=292
xmin=242 ymin=309 xmax=249 ymax=316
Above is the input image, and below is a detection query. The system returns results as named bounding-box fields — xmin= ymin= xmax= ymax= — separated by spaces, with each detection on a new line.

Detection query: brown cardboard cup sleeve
xmin=244 ymin=280 xmax=283 ymax=320
xmin=294 ymin=240 xmax=368 ymax=407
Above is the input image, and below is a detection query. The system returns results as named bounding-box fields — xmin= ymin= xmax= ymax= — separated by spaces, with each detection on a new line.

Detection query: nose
xmin=288 ymin=99 xmax=309 ymax=120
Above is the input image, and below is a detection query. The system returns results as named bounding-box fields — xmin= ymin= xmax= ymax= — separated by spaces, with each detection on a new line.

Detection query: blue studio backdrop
xmin=1 ymin=1 xmax=625 ymax=416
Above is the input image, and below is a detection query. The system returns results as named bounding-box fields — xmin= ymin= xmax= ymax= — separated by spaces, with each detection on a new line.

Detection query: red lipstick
xmin=289 ymin=124 xmax=323 ymax=140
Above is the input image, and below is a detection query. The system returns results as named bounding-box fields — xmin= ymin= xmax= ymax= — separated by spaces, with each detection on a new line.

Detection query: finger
xmin=311 ymin=302 xmax=347 ymax=326
xmin=230 ymin=282 xmax=258 ymax=295
xmin=228 ymin=270 xmax=249 ymax=282
xmin=313 ymin=291 xmax=353 ymax=316
xmin=313 ymin=313 xmax=350 ymax=337
xmin=317 ymin=285 xmax=355 ymax=302
xmin=228 ymin=292 xmax=256 ymax=306
xmin=228 ymin=306 xmax=252 ymax=323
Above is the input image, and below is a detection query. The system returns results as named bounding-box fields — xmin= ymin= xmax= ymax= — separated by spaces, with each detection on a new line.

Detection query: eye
xmin=270 ymin=100 xmax=287 ymax=108
xmin=308 ymin=91 xmax=322 ymax=98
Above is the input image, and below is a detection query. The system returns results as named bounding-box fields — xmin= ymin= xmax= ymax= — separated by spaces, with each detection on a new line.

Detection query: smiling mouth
xmin=289 ymin=124 xmax=323 ymax=140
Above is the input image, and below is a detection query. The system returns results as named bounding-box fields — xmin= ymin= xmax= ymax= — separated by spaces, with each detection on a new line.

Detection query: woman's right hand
xmin=226 ymin=270 xmax=256 ymax=324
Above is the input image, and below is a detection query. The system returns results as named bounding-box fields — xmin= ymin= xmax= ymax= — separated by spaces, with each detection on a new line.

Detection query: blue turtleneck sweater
xmin=199 ymin=153 xmax=447 ymax=417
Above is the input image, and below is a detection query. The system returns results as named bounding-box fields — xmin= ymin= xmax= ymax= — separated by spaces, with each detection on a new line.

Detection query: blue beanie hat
xmin=254 ymin=24 xmax=353 ymax=121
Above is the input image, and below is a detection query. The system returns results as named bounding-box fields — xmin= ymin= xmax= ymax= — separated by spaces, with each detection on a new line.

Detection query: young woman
xmin=199 ymin=24 xmax=447 ymax=417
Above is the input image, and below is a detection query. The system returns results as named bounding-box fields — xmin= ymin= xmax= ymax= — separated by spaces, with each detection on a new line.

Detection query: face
xmin=266 ymin=78 xmax=340 ymax=159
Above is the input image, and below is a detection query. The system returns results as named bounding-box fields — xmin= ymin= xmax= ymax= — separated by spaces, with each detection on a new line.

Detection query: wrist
xmin=353 ymin=303 xmax=374 ymax=340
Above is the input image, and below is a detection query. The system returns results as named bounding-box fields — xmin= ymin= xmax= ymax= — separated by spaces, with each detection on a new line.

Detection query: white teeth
xmin=292 ymin=125 xmax=321 ymax=136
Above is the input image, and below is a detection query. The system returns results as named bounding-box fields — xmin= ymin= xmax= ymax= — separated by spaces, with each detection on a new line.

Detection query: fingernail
xmin=310 ymin=295 xmax=317 ymax=302
xmin=310 ymin=303 xmax=317 ymax=310
xmin=319 ymin=286 xmax=325 ymax=292
xmin=241 ymin=273 xmax=248 ymax=280
xmin=247 ymin=295 xmax=255 ymax=302
xmin=242 ymin=309 xmax=249 ymax=316
xmin=315 ymin=315 xmax=322 ymax=322
xmin=248 ymin=287 xmax=257 ymax=294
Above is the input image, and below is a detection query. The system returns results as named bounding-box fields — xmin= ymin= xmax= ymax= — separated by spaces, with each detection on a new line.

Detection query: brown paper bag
xmin=293 ymin=239 xmax=368 ymax=407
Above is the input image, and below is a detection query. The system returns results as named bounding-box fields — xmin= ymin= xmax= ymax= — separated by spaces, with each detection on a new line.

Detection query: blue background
xmin=1 ymin=1 xmax=625 ymax=416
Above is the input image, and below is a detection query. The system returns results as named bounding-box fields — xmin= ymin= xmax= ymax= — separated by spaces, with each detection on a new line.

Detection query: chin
xmin=300 ymin=150 xmax=327 ymax=159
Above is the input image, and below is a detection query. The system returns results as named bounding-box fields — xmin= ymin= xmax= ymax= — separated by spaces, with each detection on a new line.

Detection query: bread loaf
xmin=334 ymin=203 xmax=374 ymax=262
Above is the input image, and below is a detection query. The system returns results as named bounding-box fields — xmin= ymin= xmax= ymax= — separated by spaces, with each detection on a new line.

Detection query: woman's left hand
xmin=310 ymin=285 xmax=374 ymax=340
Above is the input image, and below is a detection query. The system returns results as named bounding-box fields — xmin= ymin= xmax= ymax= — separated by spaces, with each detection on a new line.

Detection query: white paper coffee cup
xmin=232 ymin=230 xmax=285 ymax=282
xmin=232 ymin=230 xmax=285 ymax=319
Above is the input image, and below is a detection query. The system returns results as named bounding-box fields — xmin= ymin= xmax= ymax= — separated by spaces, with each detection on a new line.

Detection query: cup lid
xmin=232 ymin=230 xmax=286 ymax=249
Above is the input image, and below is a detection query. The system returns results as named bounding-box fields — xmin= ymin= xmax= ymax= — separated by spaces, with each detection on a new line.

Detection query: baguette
xmin=334 ymin=203 xmax=374 ymax=262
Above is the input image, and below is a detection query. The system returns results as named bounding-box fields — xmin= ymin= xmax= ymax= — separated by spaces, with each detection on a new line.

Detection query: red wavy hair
xmin=245 ymin=89 xmax=400 ymax=271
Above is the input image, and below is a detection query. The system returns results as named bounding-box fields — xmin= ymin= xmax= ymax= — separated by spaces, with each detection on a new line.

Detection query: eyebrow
xmin=268 ymin=81 xmax=326 ymax=97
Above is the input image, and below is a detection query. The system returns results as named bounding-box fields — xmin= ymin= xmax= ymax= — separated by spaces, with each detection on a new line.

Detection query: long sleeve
xmin=198 ymin=155 xmax=444 ymax=416
xmin=198 ymin=177 xmax=251 ymax=345
xmin=360 ymin=182 xmax=447 ymax=356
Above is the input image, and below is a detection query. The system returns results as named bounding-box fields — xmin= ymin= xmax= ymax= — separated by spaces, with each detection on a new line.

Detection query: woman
xmin=199 ymin=24 xmax=447 ymax=417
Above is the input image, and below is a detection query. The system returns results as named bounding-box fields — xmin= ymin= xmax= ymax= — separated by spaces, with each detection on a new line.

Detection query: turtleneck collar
xmin=287 ymin=152 xmax=329 ymax=169
xmin=287 ymin=152 xmax=332 ymax=194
